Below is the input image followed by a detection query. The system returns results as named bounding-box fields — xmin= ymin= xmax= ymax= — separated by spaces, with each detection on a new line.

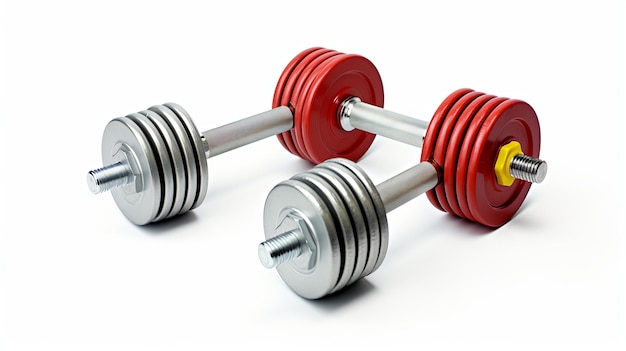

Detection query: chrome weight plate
xmin=291 ymin=172 xmax=356 ymax=294
xmin=263 ymin=180 xmax=341 ymax=299
xmin=101 ymin=117 xmax=161 ymax=225
xmin=318 ymin=161 xmax=381 ymax=279
xmin=149 ymin=105 xmax=199 ymax=215
xmin=309 ymin=167 xmax=369 ymax=286
xmin=327 ymin=159 xmax=389 ymax=273
xmin=164 ymin=103 xmax=209 ymax=210
xmin=139 ymin=109 xmax=187 ymax=218
xmin=126 ymin=113 xmax=174 ymax=222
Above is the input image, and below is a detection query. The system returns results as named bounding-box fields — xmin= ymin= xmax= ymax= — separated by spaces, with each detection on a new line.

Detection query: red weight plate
xmin=273 ymin=47 xmax=333 ymax=157
xmin=279 ymin=48 xmax=336 ymax=157
xmin=456 ymin=97 xmax=508 ymax=222
xmin=279 ymin=48 xmax=339 ymax=158
xmin=273 ymin=47 xmax=322 ymax=109
xmin=443 ymin=94 xmax=495 ymax=219
xmin=433 ymin=91 xmax=484 ymax=216
xmin=273 ymin=47 xmax=322 ymax=153
xmin=289 ymin=51 xmax=343 ymax=162
xmin=466 ymin=99 xmax=541 ymax=227
xmin=295 ymin=54 xmax=384 ymax=164
xmin=420 ymin=88 xmax=474 ymax=212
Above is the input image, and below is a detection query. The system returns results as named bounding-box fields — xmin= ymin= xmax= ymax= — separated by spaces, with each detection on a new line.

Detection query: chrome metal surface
xmin=87 ymin=162 xmax=132 ymax=195
xmin=148 ymin=104 xmax=200 ymax=215
xmin=101 ymin=118 xmax=161 ymax=225
xmin=164 ymin=103 xmax=208 ymax=211
xmin=510 ymin=154 xmax=547 ymax=183
xmin=339 ymin=97 xmax=360 ymax=131
xmin=316 ymin=162 xmax=381 ymax=280
xmin=309 ymin=167 xmax=368 ymax=286
xmin=203 ymin=106 xmax=293 ymax=158
xmin=259 ymin=158 xmax=394 ymax=298
xmin=329 ymin=159 xmax=389 ymax=272
xmin=126 ymin=113 xmax=174 ymax=222
xmin=263 ymin=180 xmax=340 ymax=299
xmin=377 ymin=161 xmax=439 ymax=213
xmin=258 ymin=230 xmax=305 ymax=269
xmin=291 ymin=172 xmax=356 ymax=294
xmin=87 ymin=103 xmax=297 ymax=224
xmin=140 ymin=109 xmax=187 ymax=218
xmin=341 ymin=97 xmax=428 ymax=147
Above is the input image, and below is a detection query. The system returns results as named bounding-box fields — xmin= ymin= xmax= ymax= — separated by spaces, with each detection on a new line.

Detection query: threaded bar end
xmin=87 ymin=162 xmax=132 ymax=194
xmin=258 ymin=231 xmax=304 ymax=269
xmin=510 ymin=155 xmax=547 ymax=183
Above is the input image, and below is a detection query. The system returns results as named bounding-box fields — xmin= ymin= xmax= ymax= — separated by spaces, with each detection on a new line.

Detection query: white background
xmin=1 ymin=0 xmax=624 ymax=349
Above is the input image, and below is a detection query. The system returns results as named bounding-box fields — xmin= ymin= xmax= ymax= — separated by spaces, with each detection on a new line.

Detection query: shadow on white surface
xmin=134 ymin=212 xmax=200 ymax=235
xmin=305 ymin=279 xmax=377 ymax=311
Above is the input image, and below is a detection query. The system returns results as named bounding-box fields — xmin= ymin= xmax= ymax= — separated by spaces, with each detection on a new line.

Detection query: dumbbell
xmin=258 ymin=89 xmax=548 ymax=299
xmin=85 ymin=47 xmax=448 ymax=225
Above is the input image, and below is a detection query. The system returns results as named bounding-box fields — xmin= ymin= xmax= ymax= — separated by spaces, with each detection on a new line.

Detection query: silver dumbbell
xmin=86 ymin=104 xmax=293 ymax=225
xmin=258 ymin=153 xmax=546 ymax=299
